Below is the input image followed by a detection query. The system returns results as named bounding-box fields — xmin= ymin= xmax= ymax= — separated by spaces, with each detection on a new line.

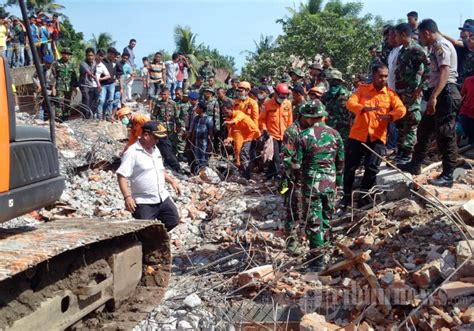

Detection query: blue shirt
xmin=30 ymin=24 xmax=39 ymax=43
xmin=190 ymin=114 xmax=213 ymax=143
xmin=40 ymin=26 xmax=48 ymax=43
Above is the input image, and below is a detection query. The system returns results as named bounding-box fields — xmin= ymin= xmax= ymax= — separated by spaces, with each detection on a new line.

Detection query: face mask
xmin=121 ymin=117 xmax=130 ymax=126
xmin=257 ymin=94 xmax=265 ymax=100
xmin=276 ymin=97 xmax=286 ymax=104
xmin=239 ymin=95 xmax=247 ymax=101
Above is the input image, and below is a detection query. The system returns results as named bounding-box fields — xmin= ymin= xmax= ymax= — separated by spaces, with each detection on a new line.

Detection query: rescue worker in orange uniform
xmin=118 ymin=107 xmax=151 ymax=152
xmin=339 ymin=64 xmax=406 ymax=210
xmin=259 ymin=83 xmax=293 ymax=180
xmin=233 ymin=81 xmax=260 ymax=127
xmin=223 ymin=99 xmax=260 ymax=179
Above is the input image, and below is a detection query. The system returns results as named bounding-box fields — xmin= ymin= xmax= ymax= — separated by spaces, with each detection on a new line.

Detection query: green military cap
xmin=327 ymin=70 xmax=344 ymax=81
xmin=202 ymin=84 xmax=215 ymax=94
xmin=280 ymin=73 xmax=291 ymax=83
xmin=61 ymin=47 xmax=73 ymax=55
xmin=290 ymin=68 xmax=304 ymax=78
xmin=300 ymin=100 xmax=328 ymax=118
xmin=183 ymin=89 xmax=189 ymax=97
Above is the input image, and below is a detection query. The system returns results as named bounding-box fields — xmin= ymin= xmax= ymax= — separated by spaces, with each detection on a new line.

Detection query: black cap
xmin=222 ymin=99 xmax=234 ymax=109
xmin=249 ymin=87 xmax=259 ymax=97
xmin=197 ymin=100 xmax=207 ymax=110
xmin=258 ymin=85 xmax=271 ymax=94
xmin=142 ymin=121 xmax=167 ymax=138
xmin=292 ymin=84 xmax=306 ymax=96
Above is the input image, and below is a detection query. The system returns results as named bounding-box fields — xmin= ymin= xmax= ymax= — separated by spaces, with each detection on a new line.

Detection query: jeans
xmin=10 ymin=43 xmax=24 ymax=67
xmin=132 ymin=197 xmax=179 ymax=231
xmin=166 ymin=80 xmax=176 ymax=99
xmin=96 ymin=83 xmax=115 ymax=119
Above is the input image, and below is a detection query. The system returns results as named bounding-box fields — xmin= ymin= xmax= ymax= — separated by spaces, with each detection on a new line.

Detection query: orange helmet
xmin=238 ymin=81 xmax=251 ymax=90
xmin=117 ymin=107 xmax=133 ymax=118
xmin=275 ymin=83 xmax=289 ymax=95
xmin=309 ymin=87 xmax=324 ymax=97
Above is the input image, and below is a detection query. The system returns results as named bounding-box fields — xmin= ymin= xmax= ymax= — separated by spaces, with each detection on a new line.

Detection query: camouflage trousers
xmin=170 ymin=132 xmax=186 ymax=155
xmin=284 ymin=181 xmax=303 ymax=236
xmin=302 ymin=191 xmax=335 ymax=249
xmin=54 ymin=90 xmax=73 ymax=120
xmin=395 ymin=109 xmax=422 ymax=153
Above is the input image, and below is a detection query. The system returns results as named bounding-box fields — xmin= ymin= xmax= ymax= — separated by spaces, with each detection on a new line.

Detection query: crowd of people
xmin=0 ymin=12 xmax=61 ymax=68
xmin=5 ymin=9 xmax=473 ymax=270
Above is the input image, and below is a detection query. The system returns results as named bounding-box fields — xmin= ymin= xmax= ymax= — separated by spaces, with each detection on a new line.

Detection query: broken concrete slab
xmin=393 ymin=200 xmax=422 ymax=219
xmin=439 ymin=281 xmax=474 ymax=300
xmin=459 ymin=200 xmax=474 ymax=226
xmin=376 ymin=168 xmax=412 ymax=201
xmin=299 ymin=313 xmax=340 ymax=331
xmin=412 ymin=260 xmax=441 ymax=289
xmin=420 ymin=184 xmax=474 ymax=203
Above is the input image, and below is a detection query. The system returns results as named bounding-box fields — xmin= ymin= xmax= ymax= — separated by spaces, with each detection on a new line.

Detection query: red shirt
xmin=460 ymin=76 xmax=474 ymax=119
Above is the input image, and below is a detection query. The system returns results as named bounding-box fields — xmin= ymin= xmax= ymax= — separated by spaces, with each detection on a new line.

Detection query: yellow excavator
xmin=0 ymin=1 xmax=170 ymax=329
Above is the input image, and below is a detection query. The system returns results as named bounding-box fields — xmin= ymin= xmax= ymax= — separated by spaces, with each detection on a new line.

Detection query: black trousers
xmin=157 ymin=137 xmax=181 ymax=172
xmin=343 ymin=138 xmax=386 ymax=197
xmin=80 ymin=86 xmax=98 ymax=119
xmin=412 ymin=84 xmax=462 ymax=174
xmin=267 ymin=139 xmax=282 ymax=178
xmin=132 ymin=197 xmax=179 ymax=231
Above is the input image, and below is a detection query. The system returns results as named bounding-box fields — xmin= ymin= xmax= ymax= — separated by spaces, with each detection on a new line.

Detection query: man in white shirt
xmin=165 ymin=52 xmax=179 ymax=99
xmin=387 ymin=27 xmax=402 ymax=89
xmin=117 ymin=121 xmax=182 ymax=231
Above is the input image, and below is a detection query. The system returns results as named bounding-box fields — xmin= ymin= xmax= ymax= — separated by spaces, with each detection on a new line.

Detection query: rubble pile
xmin=12 ymin=113 xmax=474 ymax=329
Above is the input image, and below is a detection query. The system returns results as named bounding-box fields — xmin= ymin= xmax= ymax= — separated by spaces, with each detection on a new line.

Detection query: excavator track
xmin=0 ymin=218 xmax=171 ymax=330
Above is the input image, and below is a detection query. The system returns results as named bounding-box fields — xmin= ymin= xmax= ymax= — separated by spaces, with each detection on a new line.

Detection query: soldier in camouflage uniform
xmin=366 ymin=45 xmax=383 ymax=83
xmin=152 ymin=88 xmax=184 ymax=157
xmin=289 ymin=68 xmax=305 ymax=90
xmin=291 ymin=100 xmax=345 ymax=270
xmin=198 ymin=57 xmax=217 ymax=80
xmin=52 ymin=48 xmax=78 ymax=121
xmin=188 ymin=76 xmax=205 ymax=96
xmin=202 ymin=84 xmax=221 ymax=153
xmin=174 ymin=88 xmax=190 ymax=161
xmin=394 ymin=23 xmax=430 ymax=164
xmin=322 ymin=70 xmax=352 ymax=143
xmin=226 ymin=78 xmax=240 ymax=99
xmin=282 ymin=95 xmax=308 ymax=254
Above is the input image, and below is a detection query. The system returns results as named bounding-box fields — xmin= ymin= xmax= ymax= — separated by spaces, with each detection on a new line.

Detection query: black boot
xmin=429 ymin=172 xmax=453 ymax=187
xmin=394 ymin=150 xmax=412 ymax=165
xmin=305 ymin=253 xmax=325 ymax=272
xmin=336 ymin=195 xmax=351 ymax=217
xmin=398 ymin=161 xmax=421 ymax=175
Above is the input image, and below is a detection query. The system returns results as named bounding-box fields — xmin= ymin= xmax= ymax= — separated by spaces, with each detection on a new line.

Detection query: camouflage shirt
xmin=198 ymin=64 xmax=217 ymax=80
xmin=175 ymin=100 xmax=190 ymax=131
xmin=291 ymin=122 xmax=345 ymax=196
xmin=282 ymin=119 xmax=304 ymax=174
xmin=460 ymin=51 xmax=474 ymax=84
xmin=395 ymin=40 xmax=429 ymax=110
xmin=152 ymin=99 xmax=180 ymax=134
xmin=226 ymin=88 xmax=239 ymax=100
xmin=322 ymin=84 xmax=351 ymax=131
xmin=204 ymin=98 xmax=221 ymax=131
xmin=52 ymin=59 xmax=77 ymax=92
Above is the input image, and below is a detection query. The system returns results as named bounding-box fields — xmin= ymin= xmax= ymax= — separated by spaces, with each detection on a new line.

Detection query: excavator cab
xmin=0 ymin=55 xmax=64 ymax=222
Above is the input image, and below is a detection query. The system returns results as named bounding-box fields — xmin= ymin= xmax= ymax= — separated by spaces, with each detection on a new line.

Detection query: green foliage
xmin=58 ymin=18 xmax=85 ymax=64
xmin=5 ymin=0 xmax=64 ymax=13
xmin=196 ymin=45 xmax=236 ymax=73
xmin=242 ymin=0 xmax=385 ymax=82
xmin=174 ymin=25 xmax=201 ymax=55
xmin=0 ymin=5 xmax=10 ymax=18
xmin=89 ymin=33 xmax=116 ymax=53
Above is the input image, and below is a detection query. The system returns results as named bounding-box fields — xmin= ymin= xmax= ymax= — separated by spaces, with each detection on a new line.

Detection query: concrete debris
xmin=459 ymin=200 xmax=474 ymax=226
xmin=12 ymin=113 xmax=474 ymax=330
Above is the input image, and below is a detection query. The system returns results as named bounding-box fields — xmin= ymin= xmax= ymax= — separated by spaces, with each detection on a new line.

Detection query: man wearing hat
xmin=117 ymin=107 xmax=150 ymax=152
xmin=289 ymin=68 xmax=305 ymax=89
xmin=202 ymin=84 xmax=221 ymax=152
xmin=117 ymin=121 xmax=181 ymax=232
xmin=233 ymin=81 xmax=259 ymax=126
xmin=322 ymin=70 xmax=352 ymax=143
xmin=198 ymin=56 xmax=217 ymax=80
xmin=442 ymin=20 xmax=474 ymax=82
xmin=291 ymin=84 xmax=307 ymax=119
xmin=290 ymin=100 xmax=345 ymax=270
xmin=52 ymin=47 xmax=78 ymax=121
xmin=32 ymin=54 xmax=56 ymax=120
xmin=174 ymin=88 xmax=190 ymax=161
xmin=306 ymin=62 xmax=329 ymax=93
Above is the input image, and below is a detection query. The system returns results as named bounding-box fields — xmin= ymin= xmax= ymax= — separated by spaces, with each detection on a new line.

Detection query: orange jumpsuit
xmin=233 ymin=97 xmax=259 ymax=127
xmin=259 ymin=98 xmax=293 ymax=141
xmin=226 ymin=110 xmax=260 ymax=166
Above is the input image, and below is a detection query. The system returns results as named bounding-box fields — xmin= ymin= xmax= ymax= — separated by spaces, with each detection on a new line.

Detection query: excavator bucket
xmin=0 ymin=218 xmax=171 ymax=330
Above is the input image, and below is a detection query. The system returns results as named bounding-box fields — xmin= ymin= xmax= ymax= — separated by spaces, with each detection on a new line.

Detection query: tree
xmin=89 ymin=33 xmax=116 ymax=53
xmin=5 ymin=0 xmax=64 ymax=13
xmin=174 ymin=25 xmax=201 ymax=55
xmin=242 ymin=0 xmax=384 ymax=82
xmin=58 ymin=18 xmax=84 ymax=62
xmin=0 ymin=5 xmax=10 ymax=18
